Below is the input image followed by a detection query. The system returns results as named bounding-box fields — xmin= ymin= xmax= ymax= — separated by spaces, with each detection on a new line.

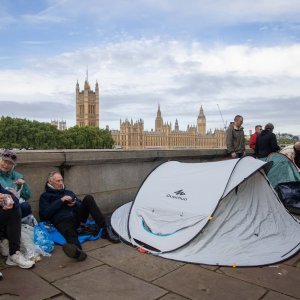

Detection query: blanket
xmin=38 ymin=220 xmax=103 ymax=245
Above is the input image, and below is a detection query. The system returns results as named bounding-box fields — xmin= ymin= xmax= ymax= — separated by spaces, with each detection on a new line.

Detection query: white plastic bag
xmin=20 ymin=224 xmax=51 ymax=262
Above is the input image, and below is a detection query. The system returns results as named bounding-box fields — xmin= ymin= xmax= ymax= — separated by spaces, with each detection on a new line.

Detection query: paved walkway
xmin=0 ymin=237 xmax=299 ymax=300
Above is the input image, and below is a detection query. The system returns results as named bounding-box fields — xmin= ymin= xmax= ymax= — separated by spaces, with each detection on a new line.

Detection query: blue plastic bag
xmin=34 ymin=225 xmax=54 ymax=253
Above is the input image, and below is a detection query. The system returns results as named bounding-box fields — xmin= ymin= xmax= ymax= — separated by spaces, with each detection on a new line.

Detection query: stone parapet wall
xmin=15 ymin=148 xmax=232 ymax=218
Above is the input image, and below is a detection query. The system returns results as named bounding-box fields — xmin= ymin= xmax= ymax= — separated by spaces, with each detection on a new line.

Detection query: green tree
xmin=0 ymin=117 xmax=114 ymax=149
xmin=61 ymin=126 xmax=114 ymax=149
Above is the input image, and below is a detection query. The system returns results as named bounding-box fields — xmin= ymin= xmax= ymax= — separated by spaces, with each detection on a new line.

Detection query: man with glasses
xmin=249 ymin=125 xmax=262 ymax=150
xmin=39 ymin=171 xmax=120 ymax=261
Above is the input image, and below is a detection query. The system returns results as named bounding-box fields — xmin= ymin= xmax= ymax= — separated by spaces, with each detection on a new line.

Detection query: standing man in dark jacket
xmin=39 ymin=171 xmax=119 ymax=261
xmin=226 ymin=115 xmax=246 ymax=158
xmin=255 ymin=123 xmax=280 ymax=159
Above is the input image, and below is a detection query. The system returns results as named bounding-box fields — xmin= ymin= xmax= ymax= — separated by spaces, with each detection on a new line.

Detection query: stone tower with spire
xmin=197 ymin=105 xmax=206 ymax=135
xmin=155 ymin=104 xmax=163 ymax=131
xmin=76 ymin=71 xmax=99 ymax=127
xmin=174 ymin=119 xmax=179 ymax=132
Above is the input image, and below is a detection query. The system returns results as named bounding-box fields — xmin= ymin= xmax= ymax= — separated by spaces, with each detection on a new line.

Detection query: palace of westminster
xmin=73 ymin=78 xmax=226 ymax=150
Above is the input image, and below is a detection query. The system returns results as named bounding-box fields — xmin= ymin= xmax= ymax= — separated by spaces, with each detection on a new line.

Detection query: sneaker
xmin=6 ymin=251 xmax=35 ymax=269
xmin=62 ymin=243 xmax=87 ymax=261
xmin=0 ymin=239 xmax=9 ymax=257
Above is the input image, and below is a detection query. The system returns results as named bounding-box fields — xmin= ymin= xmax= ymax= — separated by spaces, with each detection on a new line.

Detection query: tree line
xmin=0 ymin=117 xmax=114 ymax=149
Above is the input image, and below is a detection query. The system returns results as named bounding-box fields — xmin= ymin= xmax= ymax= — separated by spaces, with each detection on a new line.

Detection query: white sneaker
xmin=6 ymin=251 xmax=35 ymax=269
xmin=0 ymin=239 xmax=9 ymax=257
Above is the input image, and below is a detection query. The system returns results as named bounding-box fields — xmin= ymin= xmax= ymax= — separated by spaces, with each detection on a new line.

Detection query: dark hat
xmin=1 ymin=149 xmax=17 ymax=165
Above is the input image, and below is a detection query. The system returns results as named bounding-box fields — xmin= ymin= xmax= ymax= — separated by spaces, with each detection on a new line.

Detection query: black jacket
xmin=255 ymin=130 xmax=280 ymax=158
xmin=39 ymin=185 xmax=81 ymax=225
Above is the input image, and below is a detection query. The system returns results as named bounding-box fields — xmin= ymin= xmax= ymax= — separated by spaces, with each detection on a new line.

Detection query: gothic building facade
xmin=111 ymin=105 xmax=225 ymax=149
xmin=76 ymin=78 xmax=99 ymax=127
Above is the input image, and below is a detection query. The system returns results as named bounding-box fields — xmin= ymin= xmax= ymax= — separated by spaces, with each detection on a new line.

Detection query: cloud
xmin=0 ymin=36 xmax=300 ymax=134
xmin=0 ymin=100 xmax=74 ymax=120
xmin=1 ymin=0 xmax=300 ymax=141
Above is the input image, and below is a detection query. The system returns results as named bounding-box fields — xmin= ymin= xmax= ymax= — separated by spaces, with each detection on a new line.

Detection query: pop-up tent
xmin=111 ymin=156 xmax=300 ymax=266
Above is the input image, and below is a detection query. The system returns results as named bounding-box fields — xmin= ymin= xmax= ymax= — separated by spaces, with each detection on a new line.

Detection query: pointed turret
xmin=197 ymin=105 xmax=206 ymax=135
xmin=155 ymin=104 xmax=163 ymax=131
xmin=175 ymin=119 xmax=179 ymax=132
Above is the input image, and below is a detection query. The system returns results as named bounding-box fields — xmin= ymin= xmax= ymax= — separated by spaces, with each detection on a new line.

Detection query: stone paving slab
xmin=283 ymin=252 xmax=300 ymax=267
xmin=53 ymin=264 xmax=167 ymax=300
xmin=0 ymin=258 xmax=6 ymax=271
xmin=160 ymin=293 xmax=190 ymax=300
xmin=153 ymin=264 xmax=267 ymax=300
xmin=219 ymin=263 xmax=300 ymax=298
xmin=82 ymin=237 xmax=111 ymax=252
xmin=0 ymin=267 xmax=60 ymax=299
xmin=89 ymin=243 xmax=183 ymax=281
xmin=32 ymin=245 xmax=103 ymax=282
xmin=197 ymin=264 xmax=219 ymax=271
xmin=47 ymin=294 xmax=72 ymax=300
xmin=263 ymin=290 xmax=299 ymax=300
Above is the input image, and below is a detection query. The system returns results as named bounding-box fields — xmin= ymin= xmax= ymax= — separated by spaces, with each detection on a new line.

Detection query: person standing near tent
xmin=255 ymin=123 xmax=280 ymax=159
xmin=280 ymin=141 xmax=300 ymax=170
xmin=39 ymin=171 xmax=120 ymax=261
xmin=249 ymin=125 xmax=262 ymax=150
xmin=226 ymin=115 xmax=246 ymax=158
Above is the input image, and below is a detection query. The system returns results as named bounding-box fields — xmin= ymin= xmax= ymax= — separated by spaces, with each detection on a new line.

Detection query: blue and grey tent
xmin=264 ymin=152 xmax=300 ymax=214
xmin=111 ymin=156 xmax=300 ymax=266
xmin=264 ymin=152 xmax=300 ymax=188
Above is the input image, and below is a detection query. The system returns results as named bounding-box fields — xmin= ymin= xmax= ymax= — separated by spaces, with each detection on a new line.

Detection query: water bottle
xmin=34 ymin=225 xmax=54 ymax=253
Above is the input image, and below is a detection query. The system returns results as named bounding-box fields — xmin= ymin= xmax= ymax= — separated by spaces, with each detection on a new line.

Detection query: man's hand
xmin=61 ymin=195 xmax=73 ymax=203
xmin=67 ymin=201 xmax=76 ymax=207
xmin=7 ymin=189 xmax=17 ymax=196
xmin=61 ymin=195 xmax=76 ymax=206
xmin=14 ymin=179 xmax=25 ymax=186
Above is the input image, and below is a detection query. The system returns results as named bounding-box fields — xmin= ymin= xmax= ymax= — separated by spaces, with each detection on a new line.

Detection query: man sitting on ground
xmin=39 ymin=171 xmax=119 ymax=261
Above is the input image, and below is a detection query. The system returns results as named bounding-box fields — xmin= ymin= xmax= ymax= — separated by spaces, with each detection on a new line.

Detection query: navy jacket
xmin=39 ymin=185 xmax=81 ymax=225
xmin=0 ymin=183 xmax=19 ymax=209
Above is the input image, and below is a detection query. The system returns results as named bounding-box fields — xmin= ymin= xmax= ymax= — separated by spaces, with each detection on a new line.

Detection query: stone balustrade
xmin=15 ymin=148 xmax=233 ymax=217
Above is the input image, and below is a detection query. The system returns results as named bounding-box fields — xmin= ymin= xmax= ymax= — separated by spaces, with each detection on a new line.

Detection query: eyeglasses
xmin=2 ymin=153 xmax=17 ymax=160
